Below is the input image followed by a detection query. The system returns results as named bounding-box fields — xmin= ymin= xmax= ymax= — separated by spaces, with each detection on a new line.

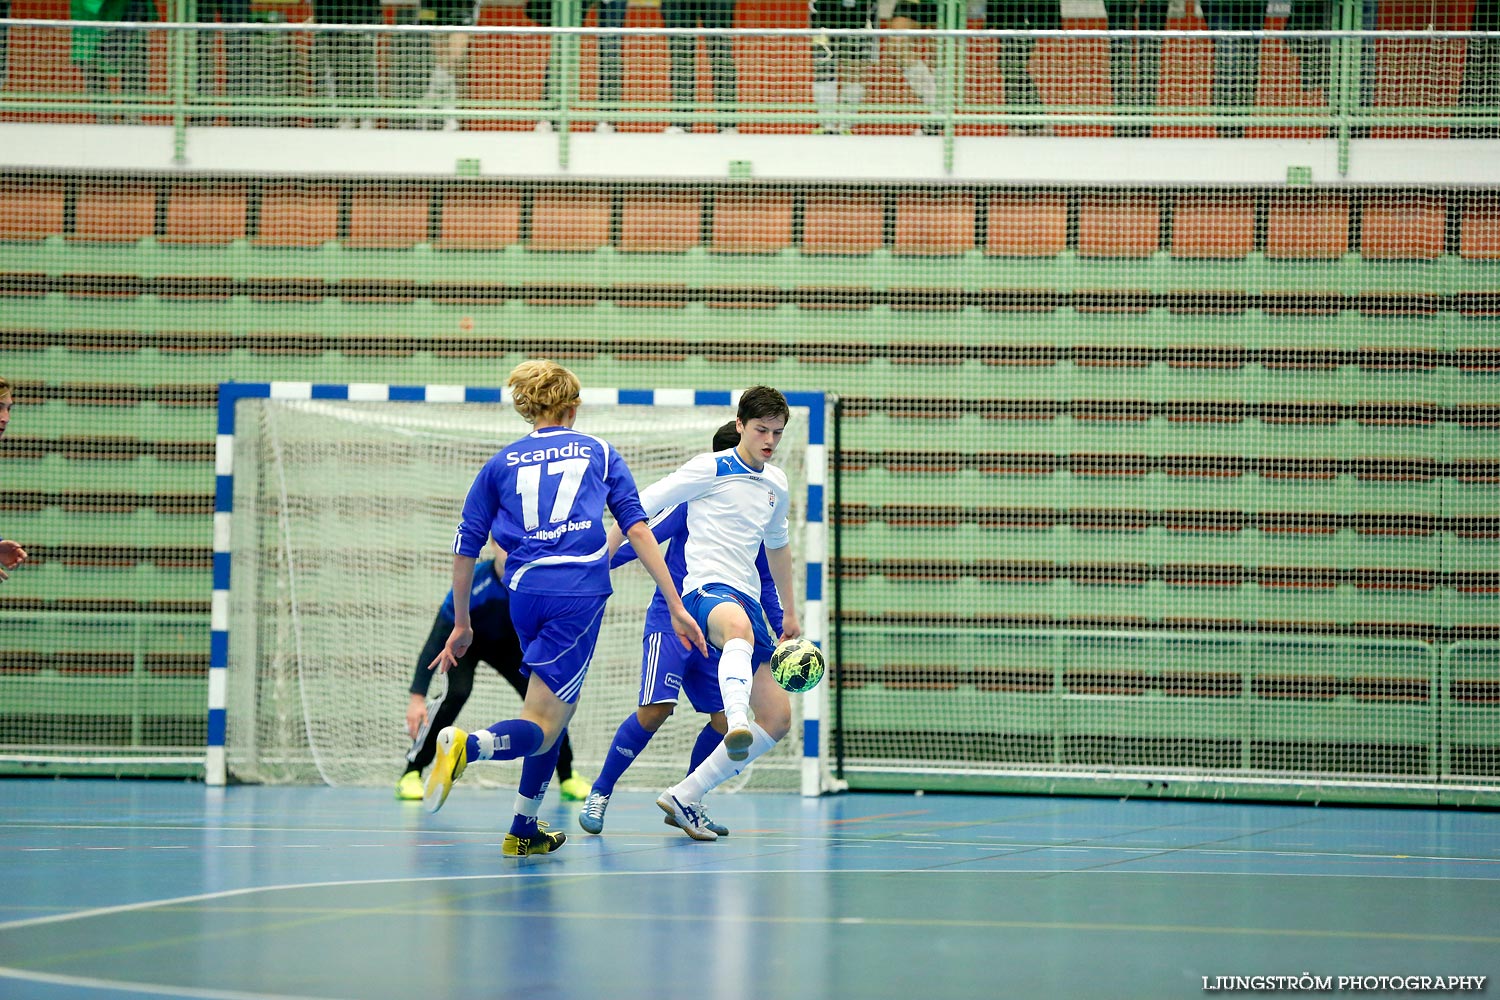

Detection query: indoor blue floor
xmin=0 ymin=780 xmax=1495 ymax=1000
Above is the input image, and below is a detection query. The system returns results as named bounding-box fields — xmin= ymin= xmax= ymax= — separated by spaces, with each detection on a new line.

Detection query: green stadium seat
xmin=0 ymin=179 xmax=66 ymax=241
xmin=70 ymin=181 xmax=157 ymax=244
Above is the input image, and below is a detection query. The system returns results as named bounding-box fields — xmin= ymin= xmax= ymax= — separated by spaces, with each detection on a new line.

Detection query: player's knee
xmin=755 ymin=695 xmax=792 ymax=740
xmin=637 ymin=703 xmax=674 ymax=732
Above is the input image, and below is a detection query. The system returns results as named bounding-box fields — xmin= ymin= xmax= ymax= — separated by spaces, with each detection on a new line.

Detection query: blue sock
xmin=510 ymin=741 xmax=562 ymax=839
xmin=688 ymin=720 xmax=720 ymax=774
xmin=592 ymin=714 xmax=654 ymax=796
xmin=467 ymin=719 xmax=544 ymax=762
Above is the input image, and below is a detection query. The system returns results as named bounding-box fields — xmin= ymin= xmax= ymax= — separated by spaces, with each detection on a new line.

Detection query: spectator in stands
xmin=0 ymin=377 xmax=27 ymax=584
xmin=525 ymin=0 xmax=623 ymax=133
xmin=809 ymin=0 xmax=877 ymax=135
xmin=194 ymin=0 xmax=253 ymax=125
xmin=418 ymin=0 xmax=477 ymax=131
xmin=71 ymin=0 xmax=154 ymax=123
xmin=1201 ymin=0 xmax=1264 ymax=137
xmin=1278 ymin=0 xmax=1376 ymax=136
xmin=883 ymin=0 xmax=941 ymax=133
xmin=397 ymin=556 xmax=589 ymax=802
xmin=1 ymin=0 xmax=10 ymax=90
xmin=1104 ymin=0 xmax=1166 ymax=137
xmin=985 ymin=0 xmax=1060 ymax=136
xmin=662 ymin=0 xmax=737 ymax=133
xmin=1457 ymin=0 xmax=1498 ymax=138
xmin=314 ymin=0 xmax=381 ymax=127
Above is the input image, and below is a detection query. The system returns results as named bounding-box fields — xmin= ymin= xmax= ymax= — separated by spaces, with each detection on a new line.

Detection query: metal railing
xmin=1 ymin=16 xmax=1496 ymax=172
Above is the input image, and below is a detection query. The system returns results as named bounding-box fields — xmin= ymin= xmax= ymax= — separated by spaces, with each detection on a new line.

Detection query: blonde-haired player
xmin=422 ymin=360 xmax=706 ymax=856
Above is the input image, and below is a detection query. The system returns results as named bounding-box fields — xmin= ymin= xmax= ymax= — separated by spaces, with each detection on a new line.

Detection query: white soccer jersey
xmin=637 ymin=447 xmax=792 ymax=599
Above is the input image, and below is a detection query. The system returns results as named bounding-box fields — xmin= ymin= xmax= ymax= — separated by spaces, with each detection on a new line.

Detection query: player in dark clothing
xmin=396 ymin=558 xmax=589 ymax=802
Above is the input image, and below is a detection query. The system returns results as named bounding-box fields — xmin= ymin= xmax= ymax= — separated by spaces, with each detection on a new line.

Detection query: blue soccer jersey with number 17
xmin=452 ymin=426 xmax=648 ymax=597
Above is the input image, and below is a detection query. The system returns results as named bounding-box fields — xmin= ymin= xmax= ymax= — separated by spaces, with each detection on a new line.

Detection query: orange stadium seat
xmin=436 ymin=185 xmax=523 ymax=250
xmin=709 ymin=189 xmax=794 ymax=254
xmin=347 ymin=183 xmax=432 ymax=250
xmin=984 ymin=192 xmax=1067 ymax=257
xmin=70 ymin=181 xmax=157 ymax=243
xmin=1265 ymin=192 xmax=1349 ymax=260
xmin=254 ymin=182 xmax=340 ymax=248
xmin=1171 ymin=193 xmax=1255 ymax=259
xmin=529 ymin=188 xmax=612 ymax=251
xmin=161 ymin=181 xmax=247 ymax=246
xmin=892 ymin=191 xmax=976 ymax=256
xmin=802 ymin=190 xmax=884 ymax=255
xmin=618 ymin=187 xmax=702 ymax=253
xmin=1077 ymin=193 xmax=1160 ymax=258
xmin=0 ymin=179 xmax=66 ymax=241
xmin=1360 ymin=193 xmax=1446 ymax=261
xmin=1459 ymin=194 xmax=1500 ymax=260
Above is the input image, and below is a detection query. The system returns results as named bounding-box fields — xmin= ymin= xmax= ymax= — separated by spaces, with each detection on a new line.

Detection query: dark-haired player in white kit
xmin=608 ymin=387 xmax=801 ymax=841
xmin=809 ymin=0 xmax=877 ymax=133
xmin=579 ymin=421 xmax=784 ymax=838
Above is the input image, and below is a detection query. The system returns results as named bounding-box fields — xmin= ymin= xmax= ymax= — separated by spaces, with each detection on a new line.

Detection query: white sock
xmin=904 ymin=60 xmax=936 ymax=107
xmin=512 ymin=791 xmax=540 ymax=820
xmin=840 ymin=81 xmax=865 ymax=107
xmin=719 ymin=637 xmax=753 ymax=722
xmin=671 ymin=721 xmax=777 ymax=802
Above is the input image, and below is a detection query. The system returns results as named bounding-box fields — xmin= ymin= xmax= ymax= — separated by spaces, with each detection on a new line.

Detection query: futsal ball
xmin=770 ymin=638 xmax=826 ymax=693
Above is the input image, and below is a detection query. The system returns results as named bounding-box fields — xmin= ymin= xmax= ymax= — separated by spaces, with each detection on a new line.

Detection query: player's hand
xmin=430 ymin=624 xmax=473 ymax=674
xmin=406 ymin=693 xmax=428 ymax=738
xmin=779 ymin=612 xmax=803 ymax=642
xmin=0 ymin=540 xmax=26 ymax=571
xmin=670 ymin=606 xmax=708 ymax=657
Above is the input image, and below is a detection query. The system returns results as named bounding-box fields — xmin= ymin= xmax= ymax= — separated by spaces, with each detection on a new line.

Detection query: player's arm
xmin=766 ymin=543 xmax=801 ymax=640
xmin=756 ymin=545 xmax=785 ymax=636
xmin=432 ymin=554 xmax=477 ymax=674
xmin=0 ymin=538 xmax=25 ymax=582
xmin=438 ymin=463 xmax=502 ymax=673
xmin=0 ymin=539 xmax=25 ymax=570
xmin=610 ymin=505 xmax=683 ymax=569
xmin=624 ymin=519 xmax=707 ymax=656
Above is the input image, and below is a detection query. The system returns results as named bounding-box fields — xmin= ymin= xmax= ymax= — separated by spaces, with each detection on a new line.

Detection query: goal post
xmin=210 ymin=382 xmax=834 ymax=797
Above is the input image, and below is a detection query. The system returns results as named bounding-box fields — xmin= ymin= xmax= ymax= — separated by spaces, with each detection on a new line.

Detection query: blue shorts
xmin=639 ymin=631 xmax=722 ymax=712
xmin=508 ymin=591 xmax=609 ymax=704
xmin=683 ymin=583 xmax=777 ymax=668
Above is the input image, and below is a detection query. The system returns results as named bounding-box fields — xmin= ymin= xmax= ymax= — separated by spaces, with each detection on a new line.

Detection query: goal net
xmin=221 ymin=386 xmax=817 ymax=795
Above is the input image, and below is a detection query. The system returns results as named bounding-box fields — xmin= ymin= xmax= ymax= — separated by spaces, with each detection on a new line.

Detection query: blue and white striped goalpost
xmin=210 ymin=382 xmax=831 ymax=796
